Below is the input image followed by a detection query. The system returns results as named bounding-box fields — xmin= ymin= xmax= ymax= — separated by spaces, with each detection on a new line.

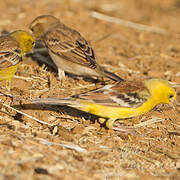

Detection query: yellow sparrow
xmin=33 ymin=79 xmax=176 ymax=129
xmin=0 ymin=30 xmax=35 ymax=90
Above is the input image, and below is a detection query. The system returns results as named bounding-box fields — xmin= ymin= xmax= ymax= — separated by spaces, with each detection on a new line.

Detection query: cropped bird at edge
xmin=33 ymin=79 xmax=176 ymax=129
xmin=29 ymin=15 xmax=124 ymax=82
xmin=0 ymin=30 xmax=35 ymax=90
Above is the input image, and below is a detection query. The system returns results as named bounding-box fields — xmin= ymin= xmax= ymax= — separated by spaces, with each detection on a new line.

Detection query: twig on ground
xmin=14 ymin=75 xmax=48 ymax=82
xmin=134 ymin=117 xmax=165 ymax=128
xmin=72 ymin=83 xmax=95 ymax=90
xmin=90 ymin=11 xmax=167 ymax=34
xmin=1 ymin=102 xmax=52 ymax=126
xmin=37 ymin=138 xmax=87 ymax=153
xmin=135 ymin=153 xmax=160 ymax=165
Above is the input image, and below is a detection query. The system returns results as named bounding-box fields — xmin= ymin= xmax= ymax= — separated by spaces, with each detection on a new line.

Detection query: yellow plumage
xmin=0 ymin=64 xmax=19 ymax=88
xmin=0 ymin=30 xmax=35 ymax=90
xmin=33 ymin=79 xmax=176 ymax=129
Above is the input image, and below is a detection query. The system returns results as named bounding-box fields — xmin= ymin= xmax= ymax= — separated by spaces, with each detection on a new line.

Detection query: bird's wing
xmin=33 ymin=81 xmax=151 ymax=108
xmin=0 ymin=37 xmax=22 ymax=70
xmin=44 ymin=26 xmax=98 ymax=69
xmin=73 ymin=81 xmax=151 ymax=108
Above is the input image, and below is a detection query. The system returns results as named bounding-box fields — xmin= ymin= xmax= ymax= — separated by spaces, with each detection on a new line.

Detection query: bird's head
xmin=10 ymin=30 xmax=35 ymax=55
xmin=29 ymin=15 xmax=59 ymax=39
xmin=144 ymin=79 xmax=176 ymax=104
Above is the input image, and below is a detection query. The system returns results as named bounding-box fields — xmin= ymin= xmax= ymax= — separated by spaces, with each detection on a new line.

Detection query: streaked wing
xmin=0 ymin=37 xmax=22 ymax=70
xmin=75 ymin=81 xmax=150 ymax=108
xmin=33 ymin=81 xmax=150 ymax=108
xmin=44 ymin=27 xmax=97 ymax=69
xmin=0 ymin=51 xmax=22 ymax=69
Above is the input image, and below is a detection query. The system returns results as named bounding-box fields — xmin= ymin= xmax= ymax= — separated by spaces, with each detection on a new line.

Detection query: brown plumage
xmin=29 ymin=15 xmax=124 ymax=81
xmin=0 ymin=36 xmax=22 ymax=69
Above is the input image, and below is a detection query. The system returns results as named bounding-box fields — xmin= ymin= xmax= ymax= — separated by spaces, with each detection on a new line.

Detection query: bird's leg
xmin=58 ymin=68 xmax=65 ymax=80
xmin=105 ymin=118 xmax=116 ymax=129
xmin=100 ymin=117 xmax=136 ymax=133
xmin=98 ymin=117 xmax=106 ymax=124
xmin=99 ymin=118 xmax=119 ymax=129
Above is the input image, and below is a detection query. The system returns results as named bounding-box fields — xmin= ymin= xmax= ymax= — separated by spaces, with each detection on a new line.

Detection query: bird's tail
xmin=103 ymin=69 xmax=124 ymax=82
xmin=32 ymin=97 xmax=85 ymax=108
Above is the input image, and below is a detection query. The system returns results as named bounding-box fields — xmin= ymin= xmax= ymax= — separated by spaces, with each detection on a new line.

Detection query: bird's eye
xmin=169 ymin=94 xmax=174 ymax=99
xmin=14 ymin=49 xmax=21 ymax=54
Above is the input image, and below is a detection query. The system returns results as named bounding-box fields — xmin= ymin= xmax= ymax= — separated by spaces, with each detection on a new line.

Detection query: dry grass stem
xmin=2 ymin=102 xmax=52 ymax=126
xmin=14 ymin=75 xmax=48 ymax=82
xmin=134 ymin=117 xmax=165 ymax=128
xmin=90 ymin=11 xmax=167 ymax=34
xmin=37 ymin=138 xmax=87 ymax=152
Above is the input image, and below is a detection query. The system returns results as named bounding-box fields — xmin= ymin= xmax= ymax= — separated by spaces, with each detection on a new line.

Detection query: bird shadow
xmin=13 ymin=103 xmax=101 ymax=125
xmin=12 ymin=103 xmax=138 ymax=134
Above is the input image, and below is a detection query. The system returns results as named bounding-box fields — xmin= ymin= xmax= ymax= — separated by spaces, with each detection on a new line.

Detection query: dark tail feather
xmin=103 ymin=69 xmax=124 ymax=82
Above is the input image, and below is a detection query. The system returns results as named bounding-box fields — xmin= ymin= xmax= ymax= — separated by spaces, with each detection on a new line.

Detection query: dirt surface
xmin=0 ymin=0 xmax=180 ymax=179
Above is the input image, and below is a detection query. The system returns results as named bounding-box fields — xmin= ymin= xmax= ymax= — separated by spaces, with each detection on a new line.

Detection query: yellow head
xmin=10 ymin=30 xmax=35 ymax=55
xmin=144 ymin=79 xmax=176 ymax=104
xmin=29 ymin=15 xmax=59 ymax=39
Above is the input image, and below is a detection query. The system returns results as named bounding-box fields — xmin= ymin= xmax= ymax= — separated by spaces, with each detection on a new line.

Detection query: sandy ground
xmin=0 ymin=0 xmax=180 ymax=179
